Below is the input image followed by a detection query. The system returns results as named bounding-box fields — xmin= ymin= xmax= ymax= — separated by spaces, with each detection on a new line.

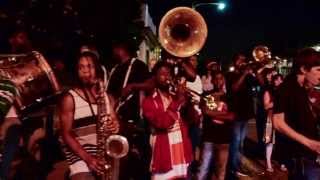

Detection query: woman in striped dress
xmin=59 ymin=52 xmax=119 ymax=180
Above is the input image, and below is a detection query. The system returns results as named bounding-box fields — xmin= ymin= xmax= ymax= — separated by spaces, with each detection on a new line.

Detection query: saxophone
xmin=96 ymin=80 xmax=129 ymax=180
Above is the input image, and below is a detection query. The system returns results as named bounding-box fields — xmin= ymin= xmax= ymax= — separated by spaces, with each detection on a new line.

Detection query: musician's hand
xmin=84 ymin=155 xmax=105 ymax=175
xmin=201 ymin=105 xmax=214 ymax=116
xmin=243 ymin=67 xmax=254 ymax=76
xmin=122 ymin=84 xmax=134 ymax=98
xmin=213 ymin=119 xmax=224 ymax=124
xmin=105 ymin=118 xmax=119 ymax=134
xmin=305 ymin=139 xmax=320 ymax=154
xmin=175 ymin=83 xmax=187 ymax=106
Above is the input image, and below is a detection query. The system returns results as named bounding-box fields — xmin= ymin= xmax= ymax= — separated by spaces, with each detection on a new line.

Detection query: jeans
xmin=255 ymin=105 xmax=266 ymax=149
xmin=0 ymin=124 xmax=21 ymax=179
xmin=287 ymin=157 xmax=320 ymax=180
xmin=229 ymin=120 xmax=248 ymax=172
xmin=189 ymin=125 xmax=201 ymax=152
xmin=198 ymin=142 xmax=213 ymax=180
xmin=198 ymin=142 xmax=229 ymax=180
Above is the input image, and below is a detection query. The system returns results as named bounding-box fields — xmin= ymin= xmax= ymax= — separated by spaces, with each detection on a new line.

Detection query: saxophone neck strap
xmin=81 ymin=87 xmax=96 ymax=118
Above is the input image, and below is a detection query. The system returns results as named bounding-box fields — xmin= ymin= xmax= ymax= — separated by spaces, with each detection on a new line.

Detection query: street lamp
xmin=192 ymin=2 xmax=226 ymax=11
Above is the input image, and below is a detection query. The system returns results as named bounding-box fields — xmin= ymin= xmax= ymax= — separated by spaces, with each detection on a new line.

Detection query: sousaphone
xmin=159 ymin=7 xmax=208 ymax=58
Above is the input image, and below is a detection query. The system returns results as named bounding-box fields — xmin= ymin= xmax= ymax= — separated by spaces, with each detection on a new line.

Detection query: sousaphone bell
xmin=159 ymin=7 xmax=208 ymax=58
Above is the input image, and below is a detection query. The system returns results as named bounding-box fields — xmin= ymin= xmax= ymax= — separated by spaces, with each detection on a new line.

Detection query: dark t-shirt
xmin=202 ymin=92 xmax=233 ymax=144
xmin=273 ymin=74 xmax=320 ymax=159
xmin=107 ymin=59 xmax=150 ymax=122
xmin=226 ymin=71 xmax=255 ymax=121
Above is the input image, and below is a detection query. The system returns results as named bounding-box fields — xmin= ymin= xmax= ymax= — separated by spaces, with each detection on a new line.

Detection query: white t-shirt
xmin=186 ymin=75 xmax=203 ymax=115
xmin=186 ymin=75 xmax=203 ymax=95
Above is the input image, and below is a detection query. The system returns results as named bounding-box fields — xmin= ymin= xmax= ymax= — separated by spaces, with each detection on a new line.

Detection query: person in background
xmin=8 ymin=29 xmax=33 ymax=54
xmin=262 ymin=73 xmax=283 ymax=173
xmin=183 ymin=55 xmax=203 ymax=178
xmin=226 ymin=53 xmax=255 ymax=177
xmin=201 ymin=59 xmax=220 ymax=93
xmin=197 ymin=71 xmax=235 ymax=180
xmin=107 ymin=41 xmax=150 ymax=180
xmin=273 ymin=48 xmax=320 ymax=180
xmin=2 ymin=29 xmax=31 ymax=175
xmin=186 ymin=55 xmax=203 ymax=95
xmin=0 ymin=79 xmax=20 ymax=179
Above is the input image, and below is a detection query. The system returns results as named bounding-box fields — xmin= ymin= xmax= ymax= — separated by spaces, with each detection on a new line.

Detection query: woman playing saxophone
xmin=59 ymin=52 xmax=119 ymax=180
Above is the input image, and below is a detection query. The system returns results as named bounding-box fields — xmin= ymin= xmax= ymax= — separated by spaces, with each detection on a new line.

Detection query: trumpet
xmin=166 ymin=80 xmax=218 ymax=110
xmin=252 ymin=45 xmax=285 ymax=73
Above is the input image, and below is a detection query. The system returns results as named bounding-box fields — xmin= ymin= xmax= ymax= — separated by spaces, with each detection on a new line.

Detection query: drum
xmin=0 ymin=51 xmax=61 ymax=110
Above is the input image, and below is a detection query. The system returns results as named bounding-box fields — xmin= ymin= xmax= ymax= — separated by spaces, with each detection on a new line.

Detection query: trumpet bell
xmin=159 ymin=7 xmax=208 ymax=58
xmin=252 ymin=45 xmax=271 ymax=62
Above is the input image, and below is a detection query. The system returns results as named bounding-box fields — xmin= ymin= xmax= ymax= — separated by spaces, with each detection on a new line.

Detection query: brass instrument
xmin=167 ymin=80 xmax=217 ymax=110
xmin=0 ymin=52 xmax=61 ymax=110
xmin=250 ymin=45 xmax=273 ymax=72
xmin=184 ymin=87 xmax=218 ymax=110
xmin=159 ymin=7 xmax=208 ymax=58
xmin=159 ymin=7 xmax=214 ymax=109
xmin=252 ymin=45 xmax=271 ymax=62
xmin=252 ymin=45 xmax=292 ymax=75
xmin=96 ymin=80 xmax=129 ymax=180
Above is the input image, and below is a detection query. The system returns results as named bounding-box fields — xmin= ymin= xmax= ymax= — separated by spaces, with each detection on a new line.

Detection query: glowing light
xmin=312 ymin=45 xmax=320 ymax=52
xmin=192 ymin=2 xmax=227 ymax=11
xmin=217 ymin=3 xmax=226 ymax=10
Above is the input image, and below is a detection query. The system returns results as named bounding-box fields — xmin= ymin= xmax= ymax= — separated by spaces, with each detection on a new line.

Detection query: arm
xmin=273 ymin=113 xmax=320 ymax=154
xmin=256 ymin=71 xmax=265 ymax=86
xmin=142 ymin=97 xmax=178 ymax=130
xmin=231 ymin=72 xmax=248 ymax=92
xmin=263 ymin=91 xmax=273 ymax=110
xmin=181 ymin=61 xmax=196 ymax=82
xmin=202 ymin=107 xmax=235 ymax=122
xmin=130 ymin=77 xmax=155 ymax=92
xmin=59 ymin=93 xmax=104 ymax=174
xmin=122 ymin=77 xmax=156 ymax=97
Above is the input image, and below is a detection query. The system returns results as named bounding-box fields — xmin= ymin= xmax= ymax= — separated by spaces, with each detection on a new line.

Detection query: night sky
xmin=148 ymin=0 xmax=320 ymax=66
xmin=0 ymin=0 xmax=319 ymax=67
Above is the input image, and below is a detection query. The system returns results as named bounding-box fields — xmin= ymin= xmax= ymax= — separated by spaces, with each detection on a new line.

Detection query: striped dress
xmin=61 ymin=89 xmax=98 ymax=176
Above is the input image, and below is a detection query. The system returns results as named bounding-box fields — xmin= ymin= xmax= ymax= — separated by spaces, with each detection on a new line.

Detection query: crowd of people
xmin=0 ymin=29 xmax=320 ymax=180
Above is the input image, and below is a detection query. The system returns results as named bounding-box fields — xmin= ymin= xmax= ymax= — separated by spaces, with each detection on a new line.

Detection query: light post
xmin=192 ymin=2 xmax=226 ymax=11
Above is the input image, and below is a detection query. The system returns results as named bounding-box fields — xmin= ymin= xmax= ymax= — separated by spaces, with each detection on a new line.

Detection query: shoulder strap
xmin=106 ymin=64 xmax=118 ymax=90
xmin=81 ymin=88 xmax=96 ymax=117
xmin=123 ymin=58 xmax=136 ymax=88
